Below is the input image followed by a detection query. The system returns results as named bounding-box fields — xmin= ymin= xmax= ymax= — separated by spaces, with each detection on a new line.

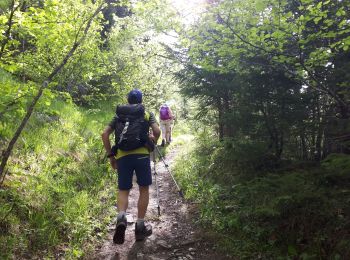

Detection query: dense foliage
xmin=176 ymin=0 xmax=350 ymax=160
xmin=0 ymin=76 xmax=117 ymax=258
xmin=174 ymin=135 xmax=350 ymax=258
xmin=172 ymin=0 xmax=350 ymax=258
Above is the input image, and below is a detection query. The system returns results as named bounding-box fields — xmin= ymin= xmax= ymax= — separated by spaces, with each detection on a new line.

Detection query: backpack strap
xmin=144 ymin=111 xmax=150 ymax=121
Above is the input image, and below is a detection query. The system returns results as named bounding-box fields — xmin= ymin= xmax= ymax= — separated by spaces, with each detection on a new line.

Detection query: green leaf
xmin=314 ymin=17 xmax=322 ymax=24
xmin=336 ymin=8 xmax=345 ymax=17
xmin=288 ymin=245 xmax=297 ymax=256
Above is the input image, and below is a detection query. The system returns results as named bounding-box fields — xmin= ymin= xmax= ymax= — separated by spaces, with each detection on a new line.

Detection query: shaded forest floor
xmin=92 ymin=146 xmax=234 ymax=260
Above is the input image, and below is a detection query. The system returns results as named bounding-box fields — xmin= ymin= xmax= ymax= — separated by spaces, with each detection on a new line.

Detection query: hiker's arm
xmin=101 ymin=126 xmax=117 ymax=170
xmin=169 ymin=108 xmax=175 ymax=120
xmin=150 ymin=123 xmax=161 ymax=144
xmin=102 ymin=126 xmax=113 ymax=154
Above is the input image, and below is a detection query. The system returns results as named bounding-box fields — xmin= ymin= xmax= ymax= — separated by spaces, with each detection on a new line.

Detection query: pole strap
xmin=118 ymin=121 xmax=129 ymax=144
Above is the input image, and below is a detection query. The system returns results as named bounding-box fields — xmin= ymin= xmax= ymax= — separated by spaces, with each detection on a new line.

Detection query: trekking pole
xmin=154 ymin=145 xmax=184 ymax=198
xmin=151 ymin=151 xmax=161 ymax=216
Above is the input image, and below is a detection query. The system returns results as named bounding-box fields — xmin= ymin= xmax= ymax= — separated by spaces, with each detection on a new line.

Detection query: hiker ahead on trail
xmin=159 ymin=103 xmax=175 ymax=146
xmin=101 ymin=89 xmax=161 ymax=245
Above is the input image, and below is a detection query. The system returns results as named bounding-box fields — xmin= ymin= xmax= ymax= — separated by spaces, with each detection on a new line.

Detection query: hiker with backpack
xmin=101 ymin=89 xmax=161 ymax=244
xmin=159 ymin=103 xmax=175 ymax=146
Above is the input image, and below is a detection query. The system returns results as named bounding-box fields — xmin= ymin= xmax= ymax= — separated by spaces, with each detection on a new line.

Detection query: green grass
xmin=173 ymin=137 xmax=350 ymax=259
xmin=0 ymin=97 xmax=119 ymax=259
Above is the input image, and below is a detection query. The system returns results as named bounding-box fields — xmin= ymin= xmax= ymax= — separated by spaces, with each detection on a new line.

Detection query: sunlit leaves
xmin=0 ymin=0 xmax=104 ymax=83
xmin=182 ymin=0 xmax=350 ymax=107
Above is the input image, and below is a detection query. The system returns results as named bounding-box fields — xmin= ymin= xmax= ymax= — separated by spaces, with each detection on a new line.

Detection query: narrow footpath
xmin=93 ymin=146 xmax=234 ymax=260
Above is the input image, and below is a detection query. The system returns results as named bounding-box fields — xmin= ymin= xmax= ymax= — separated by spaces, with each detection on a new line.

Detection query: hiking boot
xmin=113 ymin=214 xmax=127 ymax=244
xmin=135 ymin=222 xmax=152 ymax=241
xmin=161 ymin=139 xmax=165 ymax=147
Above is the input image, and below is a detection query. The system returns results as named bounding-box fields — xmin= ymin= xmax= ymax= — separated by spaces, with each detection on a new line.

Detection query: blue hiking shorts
xmin=116 ymin=154 xmax=152 ymax=190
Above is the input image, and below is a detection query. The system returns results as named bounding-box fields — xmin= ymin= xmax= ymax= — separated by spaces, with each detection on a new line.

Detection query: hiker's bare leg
xmin=168 ymin=119 xmax=172 ymax=142
xmin=165 ymin=121 xmax=171 ymax=143
xmin=160 ymin=121 xmax=166 ymax=145
xmin=137 ymin=185 xmax=149 ymax=219
xmin=118 ymin=190 xmax=130 ymax=212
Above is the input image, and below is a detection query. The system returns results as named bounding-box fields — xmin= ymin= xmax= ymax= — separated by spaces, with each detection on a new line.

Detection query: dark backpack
xmin=114 ymin=104 xmax=149 ymax=151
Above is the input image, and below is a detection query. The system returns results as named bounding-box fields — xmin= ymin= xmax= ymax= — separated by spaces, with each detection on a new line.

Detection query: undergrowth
xmin=0 ymin=95 xmax=118 ymax=258
xmin=173 ymin=134 xmax=350 ymax=259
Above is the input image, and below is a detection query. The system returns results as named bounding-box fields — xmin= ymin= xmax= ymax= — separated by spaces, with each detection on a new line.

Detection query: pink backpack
xmin=160 ymin=106 xmax=171 ymax=120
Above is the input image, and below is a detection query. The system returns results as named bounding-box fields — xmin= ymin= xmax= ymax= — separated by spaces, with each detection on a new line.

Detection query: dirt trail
xmin=93 ymin=146 xmax=234 ymax=260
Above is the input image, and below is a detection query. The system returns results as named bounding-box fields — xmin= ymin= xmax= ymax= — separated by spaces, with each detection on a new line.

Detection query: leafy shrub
xmin=174 ymin=139 xmax=350 ymax=259
xmin=0 ymin=99 xmax=117 ymax=259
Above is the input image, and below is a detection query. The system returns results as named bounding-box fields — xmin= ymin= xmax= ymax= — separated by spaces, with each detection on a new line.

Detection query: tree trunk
xmin=0 ymin=0 xmax=20 ymax=60
xmin=223 ymin=91 xmax=234 ymax=137
xmin=260 ymin=102 xmax=275 ymax=151
xmin=217 ymin=98 xmax=224 ymax=141
xmin=300 ymin=130 xmax=308 ymax=160
xmin=315 ymin=97 xmax=323 ymax=161
xmin=277 ymin=132 xmax=284 ymax=159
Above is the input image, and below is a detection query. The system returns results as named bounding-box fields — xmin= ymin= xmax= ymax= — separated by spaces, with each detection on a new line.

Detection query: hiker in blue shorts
xmin=101 ymin=89 xmax=160 ymax=244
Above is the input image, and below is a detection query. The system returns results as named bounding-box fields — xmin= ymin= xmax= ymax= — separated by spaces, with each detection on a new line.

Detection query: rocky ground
xmin=92 ymin=147 xmax=234 ymax=260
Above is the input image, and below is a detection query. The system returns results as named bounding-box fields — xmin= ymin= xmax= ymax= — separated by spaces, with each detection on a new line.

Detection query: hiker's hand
xmin=149 ymin=133 xmax=156 ymax=143
xmin=109 ymin=157 xmax=117 ymax=170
